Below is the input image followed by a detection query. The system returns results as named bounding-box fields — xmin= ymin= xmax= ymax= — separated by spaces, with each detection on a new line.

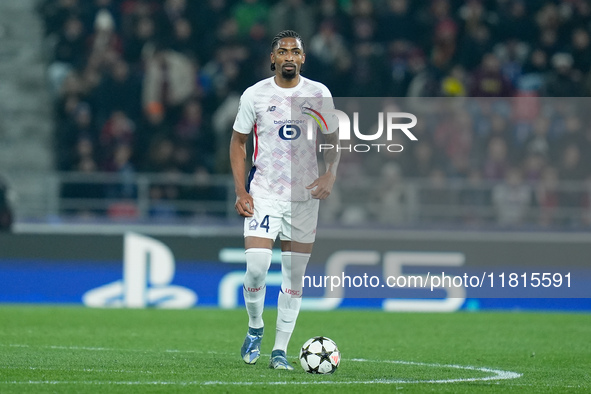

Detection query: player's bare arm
xmin=307 ymin=130 xmax=340 ymax=200
xmin=229 ymin=130 xmax=254 ymax=217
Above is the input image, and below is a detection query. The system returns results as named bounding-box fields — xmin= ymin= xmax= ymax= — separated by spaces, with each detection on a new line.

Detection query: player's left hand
xmin=307 ymin=172 xmax=336 ymax=200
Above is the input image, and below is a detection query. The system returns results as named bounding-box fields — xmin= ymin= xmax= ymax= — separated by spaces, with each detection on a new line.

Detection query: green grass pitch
xmin=0 ymin=306 xmax=589 ymax=393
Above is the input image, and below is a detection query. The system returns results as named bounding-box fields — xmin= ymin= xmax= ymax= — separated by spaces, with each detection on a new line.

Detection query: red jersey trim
xmin=253 ymin=123 xmax=259 ymax=161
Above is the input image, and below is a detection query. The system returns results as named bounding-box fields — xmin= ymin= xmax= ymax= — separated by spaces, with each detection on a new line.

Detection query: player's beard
xmin=281 ymin=64 xmax=297 ymax=80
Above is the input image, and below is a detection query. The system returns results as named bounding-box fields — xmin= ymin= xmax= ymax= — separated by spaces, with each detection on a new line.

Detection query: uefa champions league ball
xmin=299 ymin=336 xmax=341 ymax=374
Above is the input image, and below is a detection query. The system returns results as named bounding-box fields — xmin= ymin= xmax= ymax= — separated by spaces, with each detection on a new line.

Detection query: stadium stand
xmin=0 ymin=0 xmax=54 ymax=219
xmin=33 ymin=0 xmax=591 ymax=227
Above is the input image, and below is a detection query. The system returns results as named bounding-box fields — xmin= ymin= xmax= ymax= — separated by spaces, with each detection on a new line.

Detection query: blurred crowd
xmin=37 ymin=0 xmax=591 ymax=225
xmin=329 ymin=97 xmax=591 ymax=228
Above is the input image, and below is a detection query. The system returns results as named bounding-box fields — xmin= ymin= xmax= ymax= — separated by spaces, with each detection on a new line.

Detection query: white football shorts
xmin=243 ymin=197 xmax=319 ymax=243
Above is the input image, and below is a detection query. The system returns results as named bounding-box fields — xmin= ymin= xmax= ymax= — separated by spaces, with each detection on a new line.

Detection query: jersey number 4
xmin=260 ymin=215 xmax=270 ymax=233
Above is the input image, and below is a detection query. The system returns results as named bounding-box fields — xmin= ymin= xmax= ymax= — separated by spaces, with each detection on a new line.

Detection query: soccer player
xmin=230 ymin=30 xmax=340 ymax=370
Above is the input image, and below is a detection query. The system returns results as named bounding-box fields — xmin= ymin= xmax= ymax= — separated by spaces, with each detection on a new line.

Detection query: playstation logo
xmin=83 ymin=232 xmax=197 ymax=309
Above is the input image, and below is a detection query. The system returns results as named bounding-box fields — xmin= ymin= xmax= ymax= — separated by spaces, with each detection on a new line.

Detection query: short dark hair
xmin=271 ymin=30 xmax=304 ymax=71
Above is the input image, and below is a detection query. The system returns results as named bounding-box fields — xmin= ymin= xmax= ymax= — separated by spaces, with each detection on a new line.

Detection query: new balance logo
xmin=267 ymin=106 xmax=276 ymax=112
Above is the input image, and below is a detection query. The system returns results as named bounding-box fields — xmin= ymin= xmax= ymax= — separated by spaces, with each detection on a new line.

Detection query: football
xmin=299 ymin=336 xmax=341 ymax=374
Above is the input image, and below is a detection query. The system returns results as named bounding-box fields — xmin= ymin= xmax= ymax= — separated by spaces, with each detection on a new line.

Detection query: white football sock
xmin=243 ymin=248 xmax=272 ymax=329
xmin=274 ymin=251 xmax=310 ymax=352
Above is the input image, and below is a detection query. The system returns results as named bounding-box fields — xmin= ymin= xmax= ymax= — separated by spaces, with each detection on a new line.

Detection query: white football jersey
xmin=233 ymin=76 xmax=336 ymax=201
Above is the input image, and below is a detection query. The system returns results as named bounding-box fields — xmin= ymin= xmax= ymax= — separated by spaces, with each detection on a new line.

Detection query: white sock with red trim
xmin=273 ymin=251 xmax=310 ymax=352
xmin=243 ymin=248 xmax=272 ymax=329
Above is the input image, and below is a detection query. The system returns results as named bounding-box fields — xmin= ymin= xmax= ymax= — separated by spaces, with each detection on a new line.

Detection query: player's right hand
xmin=235 ymin=191 xmax=254 ymax=217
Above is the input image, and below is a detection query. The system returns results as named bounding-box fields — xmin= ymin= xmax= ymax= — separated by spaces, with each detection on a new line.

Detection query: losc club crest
xmin=249 ymin=219 xmax=258 ymax=230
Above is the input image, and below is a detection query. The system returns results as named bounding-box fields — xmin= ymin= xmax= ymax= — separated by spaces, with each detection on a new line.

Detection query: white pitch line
xmin=2 ymin=377 xmax=520 ymax=386
xmin=1 ymin=343 xmax=221 ymax=354
xmin=1 ymin=344 xmax=522 ymax=385
xmin=349 ymin=358 xmax=521 ymax=383
xmin=0 ymin=361 xmax=521 ymax=386
xmin=47 ymin=345 xmax=113 ymax=351
xmin=3 ymin=344 xmax=120 ymax=352
xmin=0 ymin=366 xmax=153 ymax=375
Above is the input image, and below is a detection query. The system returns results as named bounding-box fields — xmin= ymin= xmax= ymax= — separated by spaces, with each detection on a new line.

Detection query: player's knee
xmin=246 ymin=265 xmax=269 ymax=282
xmin=245 ymin=248 xmax=272 ymax=282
